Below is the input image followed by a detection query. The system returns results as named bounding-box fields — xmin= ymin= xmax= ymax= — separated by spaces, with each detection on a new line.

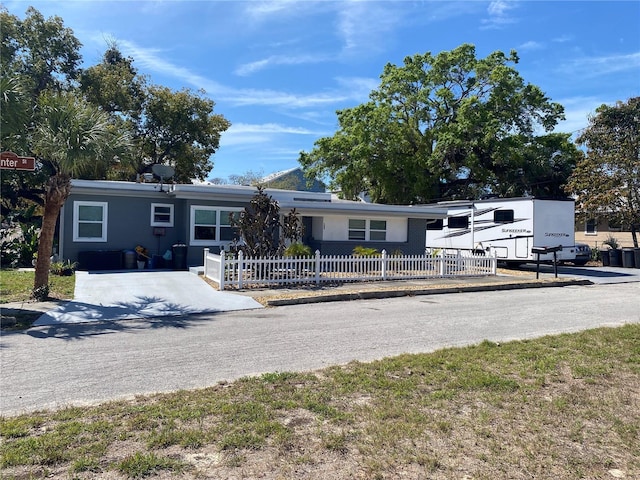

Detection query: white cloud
xmin=116 ymin=39 xmax=352 ymax=109
xmin=518 ymin=41 xmax=544 ymax=51
xmin=552 ymin=35 xmax=573 ymax=43
xmin=481 ymin=0 xmax=518 ymax=30
xmin=234 ymin=53 xmax=330 ymax=76
xmin=560 ymin=51 xmax=640 ymax=78
xmin=220 ymin=122 xmax=318 ymax=147
xmin=336 ymin=0 xmax=404 ymax=55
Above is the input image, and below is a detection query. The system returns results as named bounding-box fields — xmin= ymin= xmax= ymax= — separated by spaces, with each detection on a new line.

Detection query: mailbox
xmin=532 ymin=245 xmax=563 ymax=279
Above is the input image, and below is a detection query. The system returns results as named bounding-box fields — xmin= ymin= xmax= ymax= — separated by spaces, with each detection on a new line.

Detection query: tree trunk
xmin=33 ymin=174 xmax=71 ymax=296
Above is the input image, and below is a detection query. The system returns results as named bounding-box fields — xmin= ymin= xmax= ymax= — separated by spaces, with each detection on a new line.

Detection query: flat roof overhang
xmin=69 ymin=180 xmax=447 ymax=219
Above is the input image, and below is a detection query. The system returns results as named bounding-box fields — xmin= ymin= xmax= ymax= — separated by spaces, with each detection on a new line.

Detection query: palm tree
xmin=30 ymin=91 xmax=130 ymax=297
xmin=0 ymin=75 xmax=31 ymax=151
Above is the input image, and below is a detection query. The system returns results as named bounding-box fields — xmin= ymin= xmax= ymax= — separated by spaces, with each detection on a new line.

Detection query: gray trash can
xmin=609 ymin=249 xmax=622 ymax=267
xmin=172 ymin=244 xmax=188 ymax=270
xmin=123 ymin=250 xmax=137 ymax=269
xmin=622 ymin=248 xmax=636 ymax=268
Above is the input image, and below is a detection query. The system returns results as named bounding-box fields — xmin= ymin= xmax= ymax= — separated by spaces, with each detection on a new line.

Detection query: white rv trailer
xmin=425 ymin=197 xmax=576 ymax=264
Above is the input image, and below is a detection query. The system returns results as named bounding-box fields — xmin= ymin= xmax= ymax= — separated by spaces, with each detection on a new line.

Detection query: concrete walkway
xmin=32 ymin=271 xmax=263 ymax=326
xmin=3 ymin=265 xmax=639 ymax=327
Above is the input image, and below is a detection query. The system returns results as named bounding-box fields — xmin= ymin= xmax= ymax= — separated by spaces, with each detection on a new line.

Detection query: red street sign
xmin=0 ymin=151 xmax=36 ymax=171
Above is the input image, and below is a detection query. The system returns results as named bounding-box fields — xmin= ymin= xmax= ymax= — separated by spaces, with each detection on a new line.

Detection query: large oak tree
xmin=566 ymin=97 xmax=640 ymax=247
xmin=80 ymin=46 xmax=230 ymax=183
xmin=300 ymin=44 xmax=578 ymax=204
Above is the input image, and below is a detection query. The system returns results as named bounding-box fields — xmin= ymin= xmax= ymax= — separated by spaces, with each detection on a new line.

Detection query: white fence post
xmin=439 ymin=249 xmax=445 ymax=276
xmin=315 ymin=250 xmax=321 ymax=285
xmin=219 ymin=248 xmax=225 ymax=291
xmin=203 ymin=248 xmax=209 ymax=279
xmin=381 ymin=249 xmax=387 ymax=280
xmin=238 ymin=250 xmax=244 ymax=290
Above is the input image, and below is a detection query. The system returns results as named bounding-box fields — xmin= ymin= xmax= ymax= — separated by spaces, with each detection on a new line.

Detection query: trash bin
xmin=150 ymin=254 xmax=164 ymax=269
xmin=609 ymin=249 xmax=622 ymax=267
xmin=622 ymin=248 xmax=636 ymax=268
xmin=635 ymin=249 xmax=640 ymax=269
xmin=123 ymin=250 xmax=137 ymax=269
xmin=172 ymin=243 xmax=187 ymax=270
xmin=600 ymin=249 xmax=610 ymax=266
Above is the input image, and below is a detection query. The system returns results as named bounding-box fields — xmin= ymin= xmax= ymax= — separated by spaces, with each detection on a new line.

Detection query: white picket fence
xmin=204 ymin=248 xmax=497 ymax=290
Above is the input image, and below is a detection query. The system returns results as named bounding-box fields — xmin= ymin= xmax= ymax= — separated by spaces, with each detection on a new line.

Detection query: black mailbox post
xmin=531 ymin=245 xmax=563 ymax=279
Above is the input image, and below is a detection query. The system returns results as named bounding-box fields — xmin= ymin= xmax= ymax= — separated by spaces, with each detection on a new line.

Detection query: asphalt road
xmin=1 ymin=282 xmax=639 ymax=416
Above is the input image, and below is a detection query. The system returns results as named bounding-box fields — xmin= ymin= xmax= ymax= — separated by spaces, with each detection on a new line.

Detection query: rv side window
xmin=448 ymin=216 xmax=469 ymax=229
xmin=427 ymin=219 xmax=443 ymax=230
xmin=494 ymin=209 xmax=514 ymax=223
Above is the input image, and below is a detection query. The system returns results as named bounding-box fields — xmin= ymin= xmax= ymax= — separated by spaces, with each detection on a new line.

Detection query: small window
xmin=348 ymin=219 xmax=366 ymax=240
xmin=190 ymin=206 xmax=242 ymax=246
xmin=427 ymin=219 xmax=444 ymax=230
xmin=585 ymin=218 xmax=597 ymax=235
xmin=73 ymin=201 xmax=108 ymax=242
xmin=370 ymin=220 xmax=387 ymax=241
xmin=448 ymin=215 xmax=469 ymax=229
xmin=151 ymin=203 xmax=174 ymax=227
xmin=494 ymin=209 xmax=514 ymax=223
xmin=220 ymin=210 xmax=236 ymax=241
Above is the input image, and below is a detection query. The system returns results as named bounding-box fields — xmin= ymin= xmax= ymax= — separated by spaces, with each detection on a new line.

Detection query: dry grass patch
xmin=1 ymin=325 xmax=638 ymax=479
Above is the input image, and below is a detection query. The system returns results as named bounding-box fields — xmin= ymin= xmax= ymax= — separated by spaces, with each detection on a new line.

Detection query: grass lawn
xmin=1 ymin=324 xmax=638 ymax=479
xmin=0 ymin=269 xmax=75 ymax=304
xmin=0 ymin=269 xmax=75 ymax=329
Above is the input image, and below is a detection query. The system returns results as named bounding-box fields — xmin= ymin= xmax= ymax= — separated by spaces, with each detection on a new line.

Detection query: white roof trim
xmin=69 ymin=179 xmax=447 ymax=219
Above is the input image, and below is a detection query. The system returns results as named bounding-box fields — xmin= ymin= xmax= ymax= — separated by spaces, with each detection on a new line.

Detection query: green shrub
xmin=49 ymin=260 xmax=79 ymax=276
xmin=352 ymin=246 xmax=380 ymax=256
xmin=284 ymin=242 xmax=313 ymax=257
xmin=603 ymin=235 xmax=620 ymax=249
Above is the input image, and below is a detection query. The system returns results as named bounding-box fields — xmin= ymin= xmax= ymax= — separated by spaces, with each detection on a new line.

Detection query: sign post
xmin=0 ymin=151 xmax=36 ymax=171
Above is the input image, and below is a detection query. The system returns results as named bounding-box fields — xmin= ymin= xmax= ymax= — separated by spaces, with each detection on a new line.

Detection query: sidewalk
xmin=228 ymin=269 xmax=592 ymax=306
xmin=1 ymin=269 xmax=592 ymax=327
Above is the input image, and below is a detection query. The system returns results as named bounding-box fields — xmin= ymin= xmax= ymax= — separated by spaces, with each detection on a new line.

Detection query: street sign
xmin=0 ymin=151 xmax=36 ymax=171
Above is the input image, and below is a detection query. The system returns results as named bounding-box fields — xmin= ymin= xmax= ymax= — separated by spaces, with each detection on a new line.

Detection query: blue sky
xmin=6 ymin=1 xmax=640 ymax=181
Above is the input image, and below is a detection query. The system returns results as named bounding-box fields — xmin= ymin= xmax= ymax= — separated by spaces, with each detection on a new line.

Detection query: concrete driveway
xmin=521 ymin=264 xmax=640 ymax=284
xmin=33 ymin=271 xmax=263 ymax=326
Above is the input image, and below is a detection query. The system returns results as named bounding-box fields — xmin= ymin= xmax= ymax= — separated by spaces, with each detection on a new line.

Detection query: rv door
xmin=515 ymin=237 xmax=530 ymax=258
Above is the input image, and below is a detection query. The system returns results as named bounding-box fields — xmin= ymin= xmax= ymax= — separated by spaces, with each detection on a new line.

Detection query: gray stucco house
xmin=59 ymin=179 xmax=447 ymax=270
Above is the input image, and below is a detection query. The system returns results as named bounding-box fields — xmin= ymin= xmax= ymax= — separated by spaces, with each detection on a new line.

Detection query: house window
xmin=220 ymin=210 xmax=236 ymax=241
xmin=448 ymin=215 xmax=469 ymax=229
xmin=190 ymin=206 xmax=241 ymax=245
xmin=73 ymin=201 xmax=108 ymax=242
xmin=348 ymin=219 xmax=387 ymax=241
xmin=585 ymin=218 xmax=597 ymax=235
xmin=494 ymin=209 xmax=514 ymax=223
xmin=370 ymin=220 xmax=387 ymax=241
xmin=151 ymin=203 xmax=174 ymax=227
xmin=348 ymin=219 xmax=366 ymax=240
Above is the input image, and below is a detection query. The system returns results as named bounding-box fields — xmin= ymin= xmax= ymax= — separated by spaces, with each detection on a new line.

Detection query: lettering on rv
xmin=545 ymin=232 xmax=570 ymax=237
xmin=501 ymin=228 xmax=531 ymax=234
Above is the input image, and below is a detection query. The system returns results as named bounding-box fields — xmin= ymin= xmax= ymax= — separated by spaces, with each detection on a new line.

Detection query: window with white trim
xmin=151 ymin=203 xmax=174 ymax=227
xmin=348 ymin=219 xmax=387 ymax=241
xmin=585 ymin=218 xmax=597 ymax=235
xmin=190 ymin=206 xmax=241 ymax=245
xmin=369 ymin=220 xmax=387 ymax=241
xmin=73 ymin=201 xmax=108 ymax=242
